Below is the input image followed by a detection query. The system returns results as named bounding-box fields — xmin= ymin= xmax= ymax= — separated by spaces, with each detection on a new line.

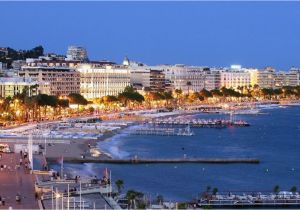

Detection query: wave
xmin=98 ymin=124 xmax=143 ymax=159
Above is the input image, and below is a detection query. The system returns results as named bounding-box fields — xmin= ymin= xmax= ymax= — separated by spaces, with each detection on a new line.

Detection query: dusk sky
xmin=1 ymin=2 xmax=300 ymax=70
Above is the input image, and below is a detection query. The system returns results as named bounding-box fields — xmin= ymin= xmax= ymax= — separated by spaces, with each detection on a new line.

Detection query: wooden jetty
xmin=48 ymin=157 xmax=260 ymax=164
xmin=148 ymin=119 xmax=250 ymax=128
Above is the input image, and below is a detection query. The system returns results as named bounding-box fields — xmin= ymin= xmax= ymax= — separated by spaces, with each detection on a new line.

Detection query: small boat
xmin=177 ymin=125 xmax=194 ymax=136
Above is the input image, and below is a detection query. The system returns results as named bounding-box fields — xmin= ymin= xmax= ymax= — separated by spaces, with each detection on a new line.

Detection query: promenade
xmin=48 ymin=157 xmax=260 ymax=164
xmin=0 ymin=153 xmax=38 ymax=209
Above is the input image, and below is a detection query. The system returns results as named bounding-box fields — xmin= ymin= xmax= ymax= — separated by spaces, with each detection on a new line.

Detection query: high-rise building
xmin=66 ymin=46 xmax=88 ymax=61
xmin=77 ymin=64 xmax=130 ymax=99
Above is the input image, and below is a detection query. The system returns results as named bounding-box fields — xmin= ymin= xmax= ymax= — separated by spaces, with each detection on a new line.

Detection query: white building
xmin=257 ymin=67 xmax=276 ymax=89
xmin=77 ymin=64 xmax=130 ymax=99
xmin=66 ymin=46 xmax=88 ymax=61
xmin=0 ymin=77 xmax=38 ymax=98
xmin=275 ymin=71 xmax=299 ymax=87
xmin=220 ymin=66 xmax=251 ymax=90
xmin=161 ymin=64 xmax=207 ymax=93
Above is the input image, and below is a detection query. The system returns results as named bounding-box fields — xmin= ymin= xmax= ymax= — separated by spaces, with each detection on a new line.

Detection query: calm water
xmin=53 ymin=106 xmax=300 ymax=201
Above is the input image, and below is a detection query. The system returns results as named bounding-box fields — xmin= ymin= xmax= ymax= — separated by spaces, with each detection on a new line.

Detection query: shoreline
xmin=46 ymin=100 xmax=299 ymax=162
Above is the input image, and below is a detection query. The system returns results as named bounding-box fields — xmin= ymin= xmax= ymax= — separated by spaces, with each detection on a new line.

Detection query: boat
xmin=177 ymin=125 xmax=194 ymax=136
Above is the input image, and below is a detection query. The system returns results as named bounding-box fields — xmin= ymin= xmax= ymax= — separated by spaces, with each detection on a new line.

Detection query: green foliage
xmin=210 ymin=89 xmax=222 ymax=97
xmin=126 ymin=190 xmax=144 ymax=201
xmin=212 ymin=187 xmax=218 ymax=195
xmin=68 ymin=93 xmax=88 ymax=105
xmin=200 ymin=89 xmax=212 ymax=98
xmin=220 ymin=87 xmax=241 ymax=97
xmin=177 ymin=202 xmax=187 ymax=209
xmin=0 ymin=46 xmax=44 ymax=67
xmin=115 ymin=179 xmax=124 ymax=193
xmin=156 ymin=194 xmax=164 ymax=204
xmin=206 ymin=186 xmax=211 ymax=192
xmin=273 ymin=185 xmax=280 ymax=193
xmin=57 ymin=99 xmax=69 ymax=108
xmin=118 ymin=86 xmax=144 ymax=105
xmin=137 ymin=203 xmax=146 ymax=209
xmin=290 ymin=186 xmax=297 ymax=193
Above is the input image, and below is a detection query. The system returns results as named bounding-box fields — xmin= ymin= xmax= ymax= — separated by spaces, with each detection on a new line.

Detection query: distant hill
xmin=0 ymin=45 xmax=44 ymax=68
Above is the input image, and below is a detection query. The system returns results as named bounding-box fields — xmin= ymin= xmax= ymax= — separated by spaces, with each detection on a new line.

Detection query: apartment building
xmin=0 ymin=77 xmax=38 ymax=98
xmin=19 ymin=66 xmax=80 ymax=96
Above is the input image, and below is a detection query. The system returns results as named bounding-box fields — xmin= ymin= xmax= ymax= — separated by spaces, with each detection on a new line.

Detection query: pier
xmin=131 ymin=125 xmax=194 ymax=136
xmin=148 ymin=118 xmax=250 ymax=128
xmin=48 ymin=157 xmax=260 ymax=164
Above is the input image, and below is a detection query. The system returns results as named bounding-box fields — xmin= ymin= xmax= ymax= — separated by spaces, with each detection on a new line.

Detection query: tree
xmin=206 ymin=186 xmax=211 ymax=192
xmin=118 ymin=87 xmax=144 ymax=107
xmin=290 ymin=186 xmax=297 ymax=193
xmin=210 ymin=89 xmax=222 ymax=97
xmin=186 ymin=81 xmax=192 ymax=95
xmin=68 ymin=93 xmax=88 ymax=109
xmin=273 ymin=185 xmax=280 ymax=194
xmin=156 ymin=195 xmax=164 ymax=204
xmin=115 ymin=179 xmax=124 ymax=194
xmin=199 ymin=89 xmax=212 ymax=99
xmin=177 ymin=202 xmax=187 ymax=209
xmin=220 ymin=87 xmax=241 ymax=97
xmin=212 ymin=187 xmax=218 ymax=195
xmin=126 ymin=190 xmax=144 ymax=209
xmin=174 ymin=89 xmax=183 ymax=106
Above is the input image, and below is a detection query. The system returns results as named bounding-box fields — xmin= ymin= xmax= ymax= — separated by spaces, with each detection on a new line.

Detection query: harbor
xmin=147 ymin=116 xmax=250 ymax=128
xmin=131 ymin=125 xmax=194 ymax=136
xmin=195 ymin=191 xmax=300 ymax=209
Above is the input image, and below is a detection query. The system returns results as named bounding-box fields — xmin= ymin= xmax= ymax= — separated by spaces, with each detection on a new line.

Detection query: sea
xmin=51 ymin=105 xmax=300 ymax=201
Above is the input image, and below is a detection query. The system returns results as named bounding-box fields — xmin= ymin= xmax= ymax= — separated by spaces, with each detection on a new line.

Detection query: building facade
xmin=220 ymin=70 xmax=251 ymax=90
xmin=130 ymin=68 xmax=165 ymax=91
xmin=257 ymin=67 xmax=276 ymax=89
xmin=203 ymin=68 xmax=221 ymax=90
xmin=77 ymin=64 xmax=130 ymax=99
xmin=162 ymin=65 xmax=207 ymax=93
xmin=66 ymin=46 xmax=88 ymax=61
xmin=0 ymin=77 xmax=38 ymax=98
xmin=19 ymin=66 xmax=80 ymax=96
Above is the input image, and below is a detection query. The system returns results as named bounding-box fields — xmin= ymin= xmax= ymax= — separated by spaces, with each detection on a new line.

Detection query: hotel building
xmin=161 ymin=64 xmax=207 ymax=93
xmin=77 ymin=64 xmax=130 ymax=99
xmin=19 ymin=66 xmax=80 ymax=96
xmin=220 ymin=66 xmax=251 ymax=90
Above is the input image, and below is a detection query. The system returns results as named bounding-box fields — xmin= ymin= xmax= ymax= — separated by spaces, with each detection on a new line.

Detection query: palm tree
xmin=206 ymin=186 xmax=211 ymax=192
xmin=212 ymin=187 xmax=218 ymax=195
xmin=174 ymin=89 xmax=183 ymax=106
xmin=290 ymin=186 xmax=297 ymax=193
xmin=115 ymin=179 xmax=124 ymax=194
xmin=273 ymin=185 xmax=280 ymax=194
xmin=156 ymin=195 xmax=164 ymax=204
xmin=186 ymin=81 xmax=192 ymax=95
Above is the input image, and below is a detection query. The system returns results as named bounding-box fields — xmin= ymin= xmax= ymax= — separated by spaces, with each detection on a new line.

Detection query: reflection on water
xmin=51 ymin=106 xmax=300 ymax=201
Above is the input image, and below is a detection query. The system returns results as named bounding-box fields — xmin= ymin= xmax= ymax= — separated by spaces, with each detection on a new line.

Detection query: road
xmin=0 ymin=153 xmax=39 ymax=209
